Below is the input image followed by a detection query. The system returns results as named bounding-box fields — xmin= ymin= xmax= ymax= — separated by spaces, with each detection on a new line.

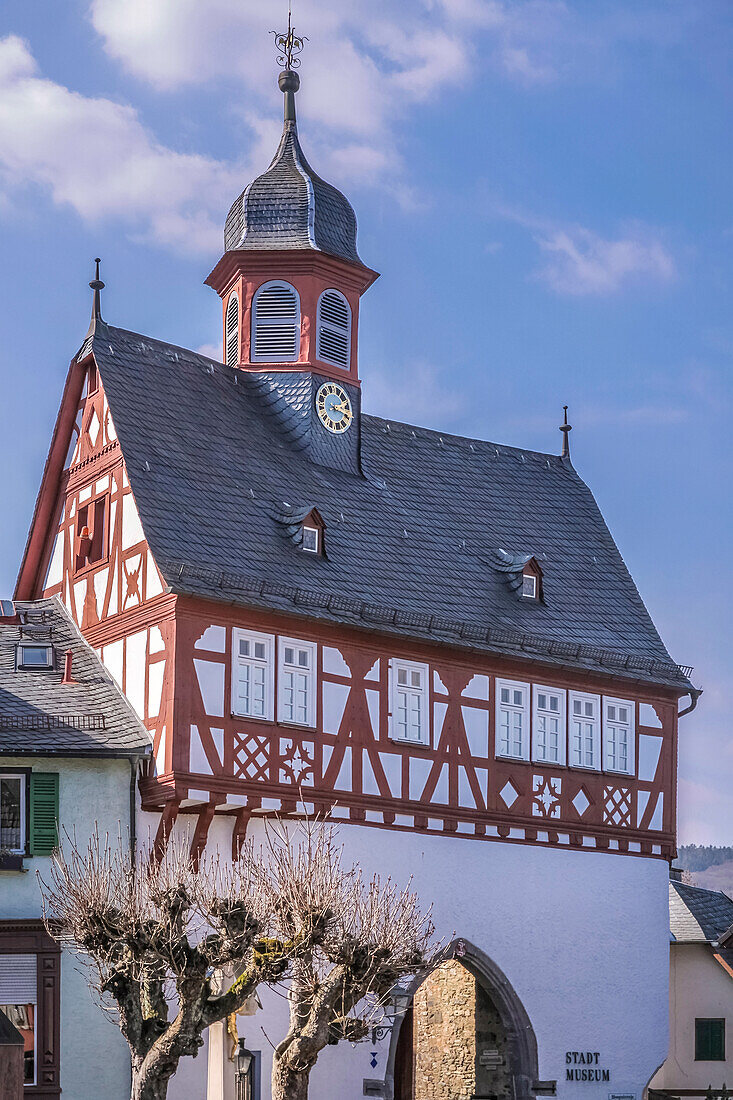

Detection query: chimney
xmin=61 ymin=649 xmax=76 ymax=685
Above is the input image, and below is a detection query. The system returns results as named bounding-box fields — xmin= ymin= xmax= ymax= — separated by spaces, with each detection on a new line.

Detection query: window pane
xmin=501 ymin=688 xmax=509 ymax=703
xmin=239 ymin=639 xmax=250 ymax=657
xmin=0 ymin=778 xmax=22 ymax=851
xmin=298 ymin=650 xmax=309 ymax=668
xmin=19 ymin=647 xmax=52 ymax=668
xmin=573 ymin=700 xmax=581 ymax=715
xmin=538 ymin=693 xmax=547 ymax=709
xmin=0 ymin=1004 xmax=34 ymax=1083
xmin=254 ymin=642 xmax=265 ymax=660
xmin=550 ymin=696 xmax=559 ymax=712
xmin=285 ymin=647 xmax=294 ymax=665
xmin=398 ymin=669 xmax=407 ymax=686
xmin=513 ymin=690 xmax=522 ymax=706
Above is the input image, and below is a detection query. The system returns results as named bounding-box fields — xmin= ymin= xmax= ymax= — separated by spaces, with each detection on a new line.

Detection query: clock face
xmin=315 ymin=382 xmax=353 ymax=434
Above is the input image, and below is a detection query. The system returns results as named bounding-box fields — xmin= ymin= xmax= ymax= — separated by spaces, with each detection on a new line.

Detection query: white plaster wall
xmin=651 ymin=944 xmax=733 ymax=1090
xmin=157 ymin=813 xmax=670 ymax=1100
xmin=1 ymin=757 xmax=133 ymax=1100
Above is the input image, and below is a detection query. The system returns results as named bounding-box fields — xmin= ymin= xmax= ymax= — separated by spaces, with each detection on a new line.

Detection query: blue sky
xmin=0 ymin=0 xmax=730 ymax=844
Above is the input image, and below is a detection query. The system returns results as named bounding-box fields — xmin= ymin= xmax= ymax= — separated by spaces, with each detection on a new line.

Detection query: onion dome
xmin=224 ymin=68 xmax=361 ymax=265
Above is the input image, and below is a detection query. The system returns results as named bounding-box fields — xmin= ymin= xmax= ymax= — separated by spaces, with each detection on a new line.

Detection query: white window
xmin=496 ymin=679 xmax=530 ymax=760
xmin=225 ymin=292 xmax=239 ymax=368
xmin=389 ymin=660 xmax=429 ymax=746
xmin=532 ymin=686 xmax=566 ymax=765
xmin=302 ymin=525 xmax=320 ymax=554
xmin=522 ymin=573 xmax=537 ymax=599
xmin=603 ymin=697 xmax=635 ymax=775
xmin=277 ymin=639 xmax=317 ymax=727
xmin=0 ymin=954 xmax=37 ymax=1085
xmin=232 ymin=630 xmax=274 ymax=721
xmin=0 ymin=775 xmax=25 ymax=853
xmin=251 ymin=281 xmax=300 ymax=363
xmin=316 ymin=289 xmax=351 ymax=369
xmin=569 ymin=691 xmax=601 ymax=769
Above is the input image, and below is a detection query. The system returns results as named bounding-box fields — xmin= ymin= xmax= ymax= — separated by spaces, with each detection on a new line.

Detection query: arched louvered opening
xmin=316 ymin=289 xmax=351 ymax=369
xmin=251 ymin=281 xmax=300 ymax=363
xmin=225 ymin=293 xmax=239 ymax=368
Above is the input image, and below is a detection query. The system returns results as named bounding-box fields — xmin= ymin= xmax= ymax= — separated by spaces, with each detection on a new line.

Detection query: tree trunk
xmin=272 ymin=1054 xmax=311 ymax=1100
xmin=131 ymin=1064 xmax=172 ymax=1100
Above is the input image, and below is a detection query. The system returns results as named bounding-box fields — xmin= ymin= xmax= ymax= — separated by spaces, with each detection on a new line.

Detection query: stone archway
xmin=384 ymin=939 xmax=539 ymax=1100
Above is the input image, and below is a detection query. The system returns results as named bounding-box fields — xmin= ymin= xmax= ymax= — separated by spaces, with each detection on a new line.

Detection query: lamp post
xmin=235 ymin=1038 xmax=253 ymax=1100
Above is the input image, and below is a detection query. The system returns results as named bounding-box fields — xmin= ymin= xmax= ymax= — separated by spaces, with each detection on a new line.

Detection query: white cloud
xmin=535 ymin=225 xmax=676 ymax=295
xmin=0 ymin=35 xmax=247 ymax=255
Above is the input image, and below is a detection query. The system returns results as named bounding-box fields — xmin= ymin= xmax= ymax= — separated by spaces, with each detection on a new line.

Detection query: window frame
xmin=495 ymin=678 xmax=531 ymax=762
xmin=532 ymin=685 xmax=566 ymax=766
xmin=316 ymin=288 xmax=352 ymax=370
xmin=602 ymin=696 xmax=636 ymax=776
xmin=0 ymin=770 xmax=29 ymax=855
xmin=695 ymin=1017 xmax=725 ymax=1061
xmin=521 ymin=573 xmax=537 ymax=599
xmin=0 ymin=920 xmax=60 ymax=1097
xmin=251 ymin=280 xmax=301 ymax=364
xmin=301 ymin=525 xmax=321 ymax=555
xmin=277 ymin=637 xmax=317 ymax=729
xmin=74 ymin=491 xmax=110 ymax=575
xmin=15 ymin=645 xmax=55 ymax=672
xmin=388 ymin=659 xmax=430 ymax=747
xmin=231 ymin=629 xmax=275 ymax=722
xmin=568 ymin=690 xmax=601 ymax=770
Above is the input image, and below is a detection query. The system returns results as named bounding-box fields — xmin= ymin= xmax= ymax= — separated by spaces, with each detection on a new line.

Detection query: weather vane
xmin=272 ymin=4 xmax=307 ymax=70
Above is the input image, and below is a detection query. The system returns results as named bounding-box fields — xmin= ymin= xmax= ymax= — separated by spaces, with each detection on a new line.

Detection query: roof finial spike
xmin=89 ymin=257 xmax=105 ymax=321
xmin=559 ymin=404 xmax=572 ymax=460
xmin=272 ymin=5 xmax=307 ymax=125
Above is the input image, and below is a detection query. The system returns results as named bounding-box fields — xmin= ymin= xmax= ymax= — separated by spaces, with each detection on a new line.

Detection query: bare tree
xmin=265 ymin=820 xmax=437 ymax=1100
xmin=40 ymin=831 xmax=294 ymax=1100
xmin=39 ymin=819 xmax=436 ymax=1100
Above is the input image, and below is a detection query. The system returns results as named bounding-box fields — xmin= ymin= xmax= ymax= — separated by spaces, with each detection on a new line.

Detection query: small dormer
xmin=521 ymin=558 xmax=543 ymax=601
xmin=490 ymin=549 xmax=544 ymax=602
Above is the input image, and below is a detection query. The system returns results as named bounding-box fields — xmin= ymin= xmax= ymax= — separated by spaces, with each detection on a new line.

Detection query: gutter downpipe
xmin=678 ymin=687 xmax=703 ymax=719
xmin=129 ymin=756 xmax=141 ymax=856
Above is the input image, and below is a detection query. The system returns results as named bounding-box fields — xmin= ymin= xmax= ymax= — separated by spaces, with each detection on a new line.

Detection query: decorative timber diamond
xmin=572 ymin=789 xmax=590 ymax=817
xmin=499 ymin=780 xmax=519 ymax=809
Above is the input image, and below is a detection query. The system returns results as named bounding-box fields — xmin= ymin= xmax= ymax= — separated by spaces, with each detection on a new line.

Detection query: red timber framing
xmin=16 ymin=361 xmax=685 ymax=864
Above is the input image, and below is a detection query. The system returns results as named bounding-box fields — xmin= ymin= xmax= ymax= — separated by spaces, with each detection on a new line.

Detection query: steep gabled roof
xmin=64 ymin=320 xmax=692 ymax=691
xmin=670 ymin=881 xmax=733 ymax=943
xmin=0 ymin=597 xmax=151 ymax=757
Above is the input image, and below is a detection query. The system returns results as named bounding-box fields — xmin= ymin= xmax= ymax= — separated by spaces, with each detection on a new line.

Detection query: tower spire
xmin=272 ymin=5 xmax=307 ymax=124
xmin=559 ymin=404 xmax=572 ymax=460
xmin=89 ymin=257 xmax=104 ymax=321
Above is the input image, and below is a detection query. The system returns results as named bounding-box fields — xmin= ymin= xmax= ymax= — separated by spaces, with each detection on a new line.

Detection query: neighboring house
xmin=0 ymin=597 xmax=150 ymax=1100
xmin=12 ymin=41 xmax=700 ymax=1100
xmin=650 ymin=880 xmax=733 ymax=1095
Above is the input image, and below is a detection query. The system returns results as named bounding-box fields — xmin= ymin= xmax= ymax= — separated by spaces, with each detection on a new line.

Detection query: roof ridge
xmin=362 ymin=413 xmax=570 ymax=465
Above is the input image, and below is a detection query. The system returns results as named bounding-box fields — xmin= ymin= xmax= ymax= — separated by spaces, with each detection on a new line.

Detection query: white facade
xmin=151 ymin=811 xmax=671 ymax=1100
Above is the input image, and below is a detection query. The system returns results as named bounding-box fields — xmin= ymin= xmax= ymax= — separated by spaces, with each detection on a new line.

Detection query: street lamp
xmin=235 ymin=1038 xmax=254 ymax=1100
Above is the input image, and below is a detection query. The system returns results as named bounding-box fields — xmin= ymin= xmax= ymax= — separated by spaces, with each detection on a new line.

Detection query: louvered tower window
xmin=317 ymin=289 xmax=351 ymax=369
xmin=251 ymin=281 xmax=300 ymax=363
xmin=225 ymin=293 xmax=239 ymax=368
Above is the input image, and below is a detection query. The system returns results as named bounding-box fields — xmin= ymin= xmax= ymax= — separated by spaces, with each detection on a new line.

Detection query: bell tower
xmin=205 ymin=17 xmax=378 ymax=389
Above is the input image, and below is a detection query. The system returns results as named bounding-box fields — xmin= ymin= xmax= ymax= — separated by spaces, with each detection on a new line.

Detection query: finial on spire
xmin=89 ymin=257 xmax=104 ymax=321
xmin=559 ymin=404 xmax=572 ymax=459
xmin=272 ymin=5 xmax=307 ymax=124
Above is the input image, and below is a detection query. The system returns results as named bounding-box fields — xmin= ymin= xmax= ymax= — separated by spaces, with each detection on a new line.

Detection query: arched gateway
xmin=385 ymin=939 xmax=539 ymax=1100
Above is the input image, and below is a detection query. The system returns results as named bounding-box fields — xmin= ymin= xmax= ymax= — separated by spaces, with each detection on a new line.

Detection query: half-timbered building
xmin=13 ymin=45 xmax=698 ymax=1100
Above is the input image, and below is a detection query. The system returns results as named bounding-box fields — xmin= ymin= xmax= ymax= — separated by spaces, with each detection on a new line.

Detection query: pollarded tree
xmin=265 ymin=820 xmax=437 ymax=1100
xmin=39 ymin=830 xmax=296 ymax=1100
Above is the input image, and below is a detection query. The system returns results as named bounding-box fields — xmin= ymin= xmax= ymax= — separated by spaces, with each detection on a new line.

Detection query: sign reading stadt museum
xmin=566 ymin=1052 xmax=610 ymax=1082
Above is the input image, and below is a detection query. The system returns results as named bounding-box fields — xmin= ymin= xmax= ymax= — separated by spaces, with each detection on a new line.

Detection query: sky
xmin=0 ymin=0 xmax=730 ymax=845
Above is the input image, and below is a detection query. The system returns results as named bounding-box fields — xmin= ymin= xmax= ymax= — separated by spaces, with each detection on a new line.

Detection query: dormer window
xmin=317 ymin=289 xmax=351 ymax=369
xmin=302 ymin=525 xmax=320 ymax=554
xmin=16 ymin=645 xmax=54 ymax=671
xmin=521 ymin=558 xmax=542 ymax=600
xmin=252 ymin=281 xmax=300 ymax=363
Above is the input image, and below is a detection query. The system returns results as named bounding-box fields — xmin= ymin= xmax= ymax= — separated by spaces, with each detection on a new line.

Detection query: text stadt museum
xmin=15 ymin=50 xmax=698 ymax=1100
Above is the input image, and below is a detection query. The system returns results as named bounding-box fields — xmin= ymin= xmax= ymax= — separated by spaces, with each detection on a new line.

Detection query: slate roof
xmin=669 ymin=881 xmax=733 ymax=943
xmin=224 ymin=120 xmax=361 ymax=266
xmin=0 ymin=597 xmax=151 ymax=757
xmin=84 ymin=321 xmax=693 ymax=691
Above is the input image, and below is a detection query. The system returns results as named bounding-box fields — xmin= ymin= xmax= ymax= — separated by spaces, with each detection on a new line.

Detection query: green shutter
xmin=29 ymin=773 xmax=59 ymax=856
xmin=695 ymin=1018 xmax=725 ymax=1061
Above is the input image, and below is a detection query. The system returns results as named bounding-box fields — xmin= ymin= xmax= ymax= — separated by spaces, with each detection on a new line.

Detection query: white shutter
xmin=252 ymin=282 xmax=300 ymax=362
xmin=317 ymin=290 xmax=351 ymax=369
xmin=0 ymin=955 xmax=37 ymax=1003
xmin=277 ymin=638 xmax=317 ymax=727
xmin=231 ymin=630 xmax=274 ymax=720
xmin=569 ymin=691 xmax=601 ymax=769
xmin=603 ymin=697 xmax=635 ymax=775
xmin=389 ymin=660 xmax=430 ymax=745
xmin=495 ymin=680 xmax=530 ymax=760
xmin=225 ymin=293 xmax=239 ymax=368
xmin=532 ymin=685 xmax=566 ymax=765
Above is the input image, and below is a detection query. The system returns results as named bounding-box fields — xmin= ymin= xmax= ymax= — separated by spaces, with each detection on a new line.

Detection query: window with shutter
xmin=317 ymin=289 xmax=351 ymax=369
xmin=569 ymin=692 xmax=601 ymax=770
xmin=532 ymin=685 xmax=566 ymax=765
xmin=29 ymin=772 xmax=59 ymax=856
xmin=225 ymin=293 xmax=239 ymax=368
xmin=496 ymin=679 xmax=530 ymax=760
xmin=695 ymin=1018 xmax=725 ymax=1060
xmin=389 ymin=660 xmax=430 ymax=745
xmin=232 ymin=630 xmax=274 ymax=720
xmin=251 ymin=281 xmax=300 ymax=363
xmin=603 ymin=696 xmax=635 ymax=775
xmin=277 ymin=638 xmax=317 ymax=727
